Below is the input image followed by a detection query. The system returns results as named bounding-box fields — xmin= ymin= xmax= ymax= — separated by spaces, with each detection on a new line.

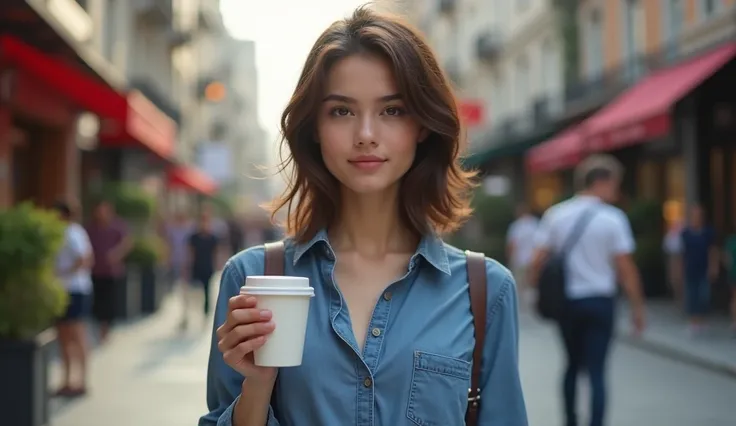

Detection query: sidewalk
xmin=49 ymin=290 xmax=214 ymax=426
xmin=617 ymin=300 xmax=736 ymax=378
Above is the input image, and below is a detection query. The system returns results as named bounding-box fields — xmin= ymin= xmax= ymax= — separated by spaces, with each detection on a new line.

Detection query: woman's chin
xmin=340 ymin=179 xmax=399 ymax=197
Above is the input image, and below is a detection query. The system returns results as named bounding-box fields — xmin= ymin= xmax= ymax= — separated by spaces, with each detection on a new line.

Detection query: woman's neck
xmin=329 ymin=186 xmax=418 ymax=257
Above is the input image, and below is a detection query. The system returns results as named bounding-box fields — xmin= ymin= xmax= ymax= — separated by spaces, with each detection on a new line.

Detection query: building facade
xmin=404 ymin=0 xmax=566 ymax=205
xmin=523 ymin=0 xmax=735 ymax=301
xmin=0 ymin=0 xmax=226 ymax=212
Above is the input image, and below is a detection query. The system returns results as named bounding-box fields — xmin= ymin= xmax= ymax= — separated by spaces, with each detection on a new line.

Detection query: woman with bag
xmin=200 ymin=7 xmax=527 ymax=426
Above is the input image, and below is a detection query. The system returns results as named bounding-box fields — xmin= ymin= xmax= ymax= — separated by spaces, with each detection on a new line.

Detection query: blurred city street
xmin=2 ymin=0 xmax=736 ymax=425
xmin=47 ymin=286 xmax=736 ymax=426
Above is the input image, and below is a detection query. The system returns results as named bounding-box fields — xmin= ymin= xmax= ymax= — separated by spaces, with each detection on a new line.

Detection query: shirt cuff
xmin=218 ymin=396 xmax=281 ymax=426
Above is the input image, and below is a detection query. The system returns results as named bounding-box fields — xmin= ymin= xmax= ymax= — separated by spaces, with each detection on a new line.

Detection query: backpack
xmin=535 ymin=208 xmax=598 ymax=320
xmin=263 ymin=241 xmax=487 ymax=426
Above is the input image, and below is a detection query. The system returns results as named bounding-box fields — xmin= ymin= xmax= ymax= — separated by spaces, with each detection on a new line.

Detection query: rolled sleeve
xmin=478 ymin=262 xmax=529 ymax=425
xmin=214 ymin=396 xmax=281 ymax=426
xmin=199 ymin=247 xmax=281 ymax=426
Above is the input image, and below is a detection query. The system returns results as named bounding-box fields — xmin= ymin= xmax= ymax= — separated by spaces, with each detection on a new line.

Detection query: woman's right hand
xmin=216 ymin=295 xmax=277 ymax=384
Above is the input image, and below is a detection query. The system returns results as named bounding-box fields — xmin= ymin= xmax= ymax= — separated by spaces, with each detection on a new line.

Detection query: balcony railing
xmin=135 ymin=0 xmax=173 ymax=28
xmin=565 ymin=33 xmax=736 ymax=109
xmin=476 ymin=31 xmax=502 ymax=62
xmin=439 ymin=0 xmax=456 ymax=14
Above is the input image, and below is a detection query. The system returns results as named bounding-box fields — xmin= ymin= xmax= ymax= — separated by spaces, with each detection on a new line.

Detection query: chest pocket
xmin=406 ymin=351 xmax=472 ymax=426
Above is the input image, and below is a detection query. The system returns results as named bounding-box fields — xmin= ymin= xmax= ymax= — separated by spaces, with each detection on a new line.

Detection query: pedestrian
xmin=529 ymin=154 xmax=646 ymax=426
xmin=663 ymin=219 xmax=685 ymax=307
xmin=85 ymin=200 xmax=132 ymax=344
xmin=185 ymin=212 xmax=223 ymax=326
xmin=680 ymin=204 xmax=719 ymax=336
xmin=200 ymin=7 xmax=527 ymax=426
xmin=164 ymin=211 xmax=194 ymax=289
xmin=52 ymin=200 xmax=94 ymax=397
xmin=506 ymin=203 xmax=539 ymax=308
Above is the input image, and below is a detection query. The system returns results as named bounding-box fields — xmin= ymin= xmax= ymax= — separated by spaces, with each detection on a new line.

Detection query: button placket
xmin=361 ymin=288 xmax=392 ymax=374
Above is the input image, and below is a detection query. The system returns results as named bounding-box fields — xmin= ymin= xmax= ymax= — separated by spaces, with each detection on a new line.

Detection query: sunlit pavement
xmin=50 ymin=286 xmax=736 ymax=426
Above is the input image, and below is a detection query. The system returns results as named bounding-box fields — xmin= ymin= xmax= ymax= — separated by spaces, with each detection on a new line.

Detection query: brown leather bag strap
xmin=264 ymin=241 xmax=286 ymax=418
xmin=264 ymin=241 xmax=285 ymax=276
xmin=464 ymin=250 xmax=487 ymax=426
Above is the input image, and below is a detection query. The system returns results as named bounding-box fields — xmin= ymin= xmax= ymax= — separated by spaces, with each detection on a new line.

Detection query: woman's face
xmin=316 ymin=53 xmax=427 ymax=196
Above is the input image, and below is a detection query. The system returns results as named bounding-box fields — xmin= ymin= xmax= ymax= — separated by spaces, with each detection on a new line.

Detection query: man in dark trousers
xmin=85 ymin=200 xmax=132 ymax=344
xmin=185 ymin=212 xmax=223 ymax=327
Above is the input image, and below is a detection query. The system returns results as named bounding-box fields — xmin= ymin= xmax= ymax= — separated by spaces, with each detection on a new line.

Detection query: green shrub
xmin=126 ymin=236 xmax=164 ymax=267
xmin=90 ymin=182 xmax=155 ymax=223
xmin=628 ymin=199 xmax=664 ymax=237
xmin=472 ymin=193 xmax=515 ymax=236
xmin=0 ymin=203 xmax=68 ymax=339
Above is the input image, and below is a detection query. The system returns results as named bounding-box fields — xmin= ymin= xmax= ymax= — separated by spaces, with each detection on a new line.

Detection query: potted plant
xmin=0 ymin=203 xmax=67 ymax=426
xmin=126 ymin=236 xmax=165 ymax=315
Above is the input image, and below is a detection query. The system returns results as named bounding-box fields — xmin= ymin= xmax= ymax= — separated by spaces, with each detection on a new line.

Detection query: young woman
xmin=201 ymin=7 xmax=527 ymax=426
xmin=53 ymin=201 xmax=94 ymax=397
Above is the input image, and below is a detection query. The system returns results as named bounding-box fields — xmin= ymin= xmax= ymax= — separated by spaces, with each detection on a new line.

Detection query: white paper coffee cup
xmin=240 ymin=276 xmax=314 ymax=367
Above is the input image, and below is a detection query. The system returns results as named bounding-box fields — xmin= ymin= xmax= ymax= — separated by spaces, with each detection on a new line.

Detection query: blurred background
xmin=0 ymin=0 xmax=734 ymax=425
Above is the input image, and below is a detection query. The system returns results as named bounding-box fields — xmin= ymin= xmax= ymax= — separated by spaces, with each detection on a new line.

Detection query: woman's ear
xmin=417 ymin=128 xmax=430 ymax=143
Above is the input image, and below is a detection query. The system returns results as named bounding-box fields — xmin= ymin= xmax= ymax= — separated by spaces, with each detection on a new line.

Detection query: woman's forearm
xmin=232 ymin=378 xmax=276 ymax=426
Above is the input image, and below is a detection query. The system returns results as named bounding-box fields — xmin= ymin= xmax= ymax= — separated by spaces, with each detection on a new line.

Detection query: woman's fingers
xmin=216 ymin=295 xmax=262 ymax=338
xmin=217 ymin=321 xmax=276 ymax=353
xmin=222 ymin=335 xmax=269 ymax=365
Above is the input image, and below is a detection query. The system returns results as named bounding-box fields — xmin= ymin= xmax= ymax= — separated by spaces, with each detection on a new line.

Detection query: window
xmin=515 ymin=55 xmax=529 ymax=112
xmin=700 ymin=0 xmax=719 ymax=19
xmin=623 ymin=0 xmax=646 ymax=80
xmin=665 ymin=0 xmax=684 ymax=41
xmin=663 ymin=0 xmax=684 ymax=60
xmin=585 ymin=8 xmax=604 ymax=79
xmin=540 ymin=39 xmax=553 ymax=93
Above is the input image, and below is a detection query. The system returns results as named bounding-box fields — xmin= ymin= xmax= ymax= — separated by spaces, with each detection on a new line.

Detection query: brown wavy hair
xmin=269 ymin=6 xmax=478 ymax=243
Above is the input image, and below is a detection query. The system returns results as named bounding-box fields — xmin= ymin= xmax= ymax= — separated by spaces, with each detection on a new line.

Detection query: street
xmin=50 ymin=295 xmax=736 ymax=426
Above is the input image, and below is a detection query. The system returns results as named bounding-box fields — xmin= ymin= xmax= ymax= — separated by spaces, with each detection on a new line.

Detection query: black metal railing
xmin=439 ymin=0 xmax=456 ymax=14
xmin=564 ymin=28 xmax=736 ymax=107
xmin=476 ymin=31 xmax=502 ymax=62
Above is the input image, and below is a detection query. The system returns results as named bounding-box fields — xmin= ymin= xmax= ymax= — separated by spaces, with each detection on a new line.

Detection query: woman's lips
xmin=348 ymin=159 xmax=386 ymax=171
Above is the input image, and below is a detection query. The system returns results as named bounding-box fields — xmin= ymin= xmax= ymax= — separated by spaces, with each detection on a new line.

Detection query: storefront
xmin=527 ymin=42 xmax=736 ymax=221
xmin=0 ymin=34 xmax=117 ymax=209
xmin=524 ymin=128 xmax=582 ymax=211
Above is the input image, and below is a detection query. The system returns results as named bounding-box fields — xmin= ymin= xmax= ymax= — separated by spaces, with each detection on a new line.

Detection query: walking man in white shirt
xmin=506 ymin=204 xmax=539 ymax=308
xmin=53 ymin=201 xmax=94 ymax=397
xmin=529 ymin=155 xmax=646 ymax=426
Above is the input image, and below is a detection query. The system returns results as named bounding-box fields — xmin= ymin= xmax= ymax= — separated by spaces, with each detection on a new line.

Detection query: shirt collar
xmin=292 ymin=228 xmax=451 ymax=276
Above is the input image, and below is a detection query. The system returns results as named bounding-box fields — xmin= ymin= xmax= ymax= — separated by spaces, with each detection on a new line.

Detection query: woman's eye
xmin=384 ymin=107 xmax=404 ymax=116
xmin=331 ymin=107 xmax=351 ymax=116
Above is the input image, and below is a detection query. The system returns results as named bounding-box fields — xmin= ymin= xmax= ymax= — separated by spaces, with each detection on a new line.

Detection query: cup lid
xmin=240 ymin=286 xmax=315 ymax=297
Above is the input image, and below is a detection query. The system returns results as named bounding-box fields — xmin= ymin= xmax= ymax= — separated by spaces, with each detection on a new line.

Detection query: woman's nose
xmin=356 ymin=116 xmax=376 ymax=145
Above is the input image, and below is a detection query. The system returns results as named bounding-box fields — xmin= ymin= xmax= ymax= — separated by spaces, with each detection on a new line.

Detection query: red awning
xmin=525 ymin=127 xmax=585 ymax=173
xmin=0 ymin=35 xmax=175 ymax=159
xmin=98 ymin=90 xmax=176 ymax=159
xmin=584 ymin=42 xmax=736 ymax=151
xmin=167 ymin=165 xmax=218 ymax=196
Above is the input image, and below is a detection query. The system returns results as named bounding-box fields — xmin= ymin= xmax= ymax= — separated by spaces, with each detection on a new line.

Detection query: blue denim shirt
xmin=200 ymin=230 xmax=528 ymax=426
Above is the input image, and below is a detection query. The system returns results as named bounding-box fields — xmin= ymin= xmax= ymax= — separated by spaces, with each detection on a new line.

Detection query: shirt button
xmin=363 ymin=378 xmax=373 ymax=388
xmin=371 ymin=327 xmax=381 ymax=337
xmin=383 ymin=292 xmax=392 ymax=301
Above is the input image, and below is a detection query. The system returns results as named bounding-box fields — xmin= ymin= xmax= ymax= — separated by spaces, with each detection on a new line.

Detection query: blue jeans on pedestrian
xmin=558 ymin=296 xmax=615 ymax=426
xmin=685 ymin=276 xmax=710 ymax=316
